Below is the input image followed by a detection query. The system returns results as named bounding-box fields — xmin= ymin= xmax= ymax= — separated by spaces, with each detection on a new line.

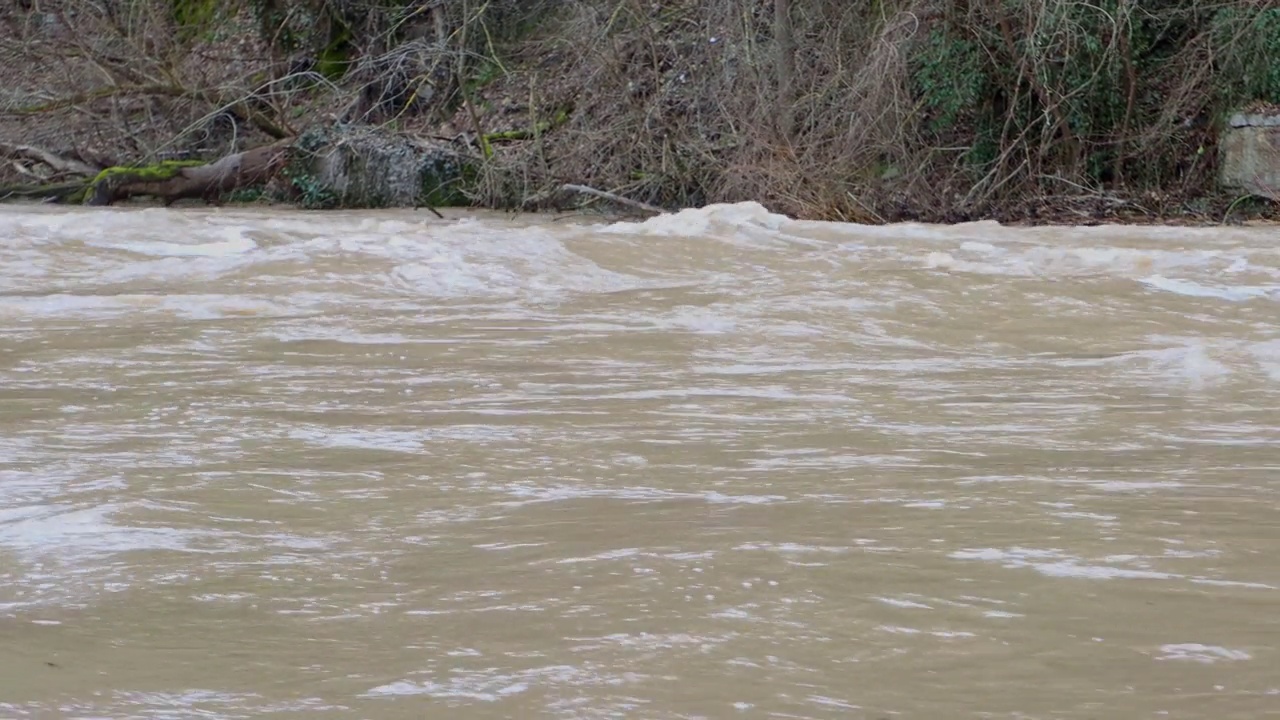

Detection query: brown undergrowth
xmin=2 ymin=0 xmax=1277 ymax=224
xmin=472 ymin=0 xmax=1280 ymax=223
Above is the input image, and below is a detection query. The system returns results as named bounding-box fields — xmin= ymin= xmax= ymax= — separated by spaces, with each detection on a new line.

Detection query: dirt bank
xmin=2 ymin=1 xmax=1277 ymax=224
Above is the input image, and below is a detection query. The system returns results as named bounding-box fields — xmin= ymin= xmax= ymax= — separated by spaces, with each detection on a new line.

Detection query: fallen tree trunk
xmin=0 ymin=142 xmax=102 ymax=177
xmin=86 ymin=140 xmax=292 ymax=206
xmin=0 ymin=180 xmax=91 ymax=203
xmin=522 ymin=183 xmax=667 ymax=216
xmin=2 ymin=126 xmax=452 ymax=215
xmin=559 ymin=184 xmax=666 ymax=215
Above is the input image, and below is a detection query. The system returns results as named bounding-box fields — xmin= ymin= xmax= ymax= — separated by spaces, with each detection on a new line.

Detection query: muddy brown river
xmin=0 ymin=203 xmax=1277 ymax=718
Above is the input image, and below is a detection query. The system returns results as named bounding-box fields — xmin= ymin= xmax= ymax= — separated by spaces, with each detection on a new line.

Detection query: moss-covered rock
xmin=283 ymin=125 xmax=473 ymax=209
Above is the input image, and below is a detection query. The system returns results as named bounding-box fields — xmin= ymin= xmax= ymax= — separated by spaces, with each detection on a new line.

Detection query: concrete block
xmin=1220 ymin=114 xmax=1280 ymax=198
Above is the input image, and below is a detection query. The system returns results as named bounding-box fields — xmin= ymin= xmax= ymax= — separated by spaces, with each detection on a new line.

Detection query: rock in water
xmin=286 ymin=125 xmax=470 ymax=209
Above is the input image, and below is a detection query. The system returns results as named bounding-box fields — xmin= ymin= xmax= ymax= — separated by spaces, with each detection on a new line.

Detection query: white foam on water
xmin=0 ymin=292 xmax=162 ymax=318
xmin=1136 ymin=335 xmax=1280 ymax=386
xmin=1156 ymin=644 xmax=1252 ymax=663
xmin=265 ymin=326 xmax=417 ymax=345
xmin=0 ymin=503 xmax=217 ymax=562
xmin=876 ymin=625 xmax=976 ymax=639
xmin=651 ymin=306 xmax=739 ymax=334
xmin=921 ymin=241 xmax=1267 ymax=282
xmin=733 ymin=542 xmax=850 ymax=555
xmin=102 ymin=690 xmax=348 ymax=716
xmin=0 ymin=292 xmax=293 ymax=321
xmin=566 ymin=631 xmax=727 ymax=653
xmin=376 ymin=223 xmax=656 ymax=299
xmin=493 ymin=483 xmax=788 ymax=509
xmin=875 ymin=596 xmax=933 ymax=610
xmin=950 ymin=547 xmax=1177 ymax=581
xmin=1121 ymin=339 xmax=1247 ymax=388
xmin=1140 ymin=275 xmax=1278 ymax=302
xmin=807 ymin=695 xmax=861 ymax=710
xmin=1088 ymin=480 xmax=1186 ymax=492
xmin=4 ymin=208 xmax=662 ymax=304
xmin=0 ymin=207 xmax=190 ymax=245
xmin=286 ymin=426 xmax=428 ymax=453
xmin=6 ymin=204 xmax=1278 ymax=324
xmin=1249 ymin=339 xmax=1280 ymax=382
xmin=87 ymin=227 xmax=258 ymax=258
xmin=953 ymin=547 xmax=1275 ymax=589
xmin=601 ymin=201 xmax=791 ymax=238
xmin=363 ymin=664 xmax=642 ymax=700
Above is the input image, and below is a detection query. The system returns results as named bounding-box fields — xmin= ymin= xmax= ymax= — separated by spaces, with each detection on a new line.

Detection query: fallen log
xmin=560 ymin=184 xmax=665 ymax=215
xmin=0 ymin=180 xmax=91 ymax=203
xmin=2 ymin=129 xmax=451 ymax=216
xmin=0 ymin=142 xmax=101 ymax=177
xmin=523 ymin=183 xmax=666 ymax=216
xmin=85 ymin=140 xmax=292 ymax=206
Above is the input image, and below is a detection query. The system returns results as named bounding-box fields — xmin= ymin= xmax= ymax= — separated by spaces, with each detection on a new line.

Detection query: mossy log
xmin=483 ymin=108 xmax=572 ymax=145
xmin=85 ymin=141 xmax=292 ymax=206
xmin=478 ymin=107 xmax=573 ymax=157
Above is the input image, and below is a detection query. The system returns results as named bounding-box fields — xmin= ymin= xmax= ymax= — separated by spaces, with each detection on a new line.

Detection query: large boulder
xmin=1220 ymin=106 xmax=1280 ymax=200
xmin=283 ymin=124 xmax=472 ymax=208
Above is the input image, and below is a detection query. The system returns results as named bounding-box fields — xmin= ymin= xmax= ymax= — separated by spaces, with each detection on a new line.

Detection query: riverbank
xmin=2 ymin=1 xmax=1277 ymax=225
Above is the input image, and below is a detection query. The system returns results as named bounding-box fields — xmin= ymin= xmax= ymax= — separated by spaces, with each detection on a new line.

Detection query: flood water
xmin=0 ymin=202 xmax=1277 ymax=718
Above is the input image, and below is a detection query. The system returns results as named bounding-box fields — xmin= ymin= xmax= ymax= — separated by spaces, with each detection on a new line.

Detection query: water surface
xmin=0 ymin=203 xmax=1277 ymax=718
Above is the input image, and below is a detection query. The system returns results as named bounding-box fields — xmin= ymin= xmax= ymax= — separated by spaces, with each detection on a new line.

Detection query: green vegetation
xmin=283 ymin=167 xmax=338 ymax=209
xmin=908 ymin=1 xmax=1280 ymax=196
xmin=86 ymin=161 xmax=205 ymax=187
xmin=420 ymin=163 xmax=471 ymax=208
xmin=226 ymin=186 xmax=266 ymax=203
xmin=169 ymin=0 xmax=219 ymax=31
xmin=282 ymin=130 xmax=338 ymax=209
xmin=1216 ymin=7 xmax=1280 ymax=104
xmin=484 ymin=107 xmax=571 ymax=145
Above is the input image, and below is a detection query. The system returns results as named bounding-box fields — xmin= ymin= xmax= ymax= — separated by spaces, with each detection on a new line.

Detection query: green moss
xmin=170 ymin=0 xmax=224 ymax=41
xmin=482 ymin=106 xmax=572 ymax=145
xmin=465 ymin=60 xmax=505 ymax=94
xmin=171 ymin=0 xmax=217 ymax=26
xmin=87 ymin=160 xmax=205 ymax=187
xmin=420 ymin=161 xmax=475 ymax=208
xmin=316 ymin=24 xmax=354 ymax=80
xmin=77 ymin=160 xmax=207 ymax=204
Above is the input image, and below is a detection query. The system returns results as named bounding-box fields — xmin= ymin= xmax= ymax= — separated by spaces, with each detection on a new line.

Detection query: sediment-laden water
xmin=0 ymin=203 xmax=1277 ymax=718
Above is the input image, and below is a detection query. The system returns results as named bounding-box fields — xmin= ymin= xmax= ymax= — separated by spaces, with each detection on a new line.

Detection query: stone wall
xmin=1220 ymin=111 xmax=1280 ymax=199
